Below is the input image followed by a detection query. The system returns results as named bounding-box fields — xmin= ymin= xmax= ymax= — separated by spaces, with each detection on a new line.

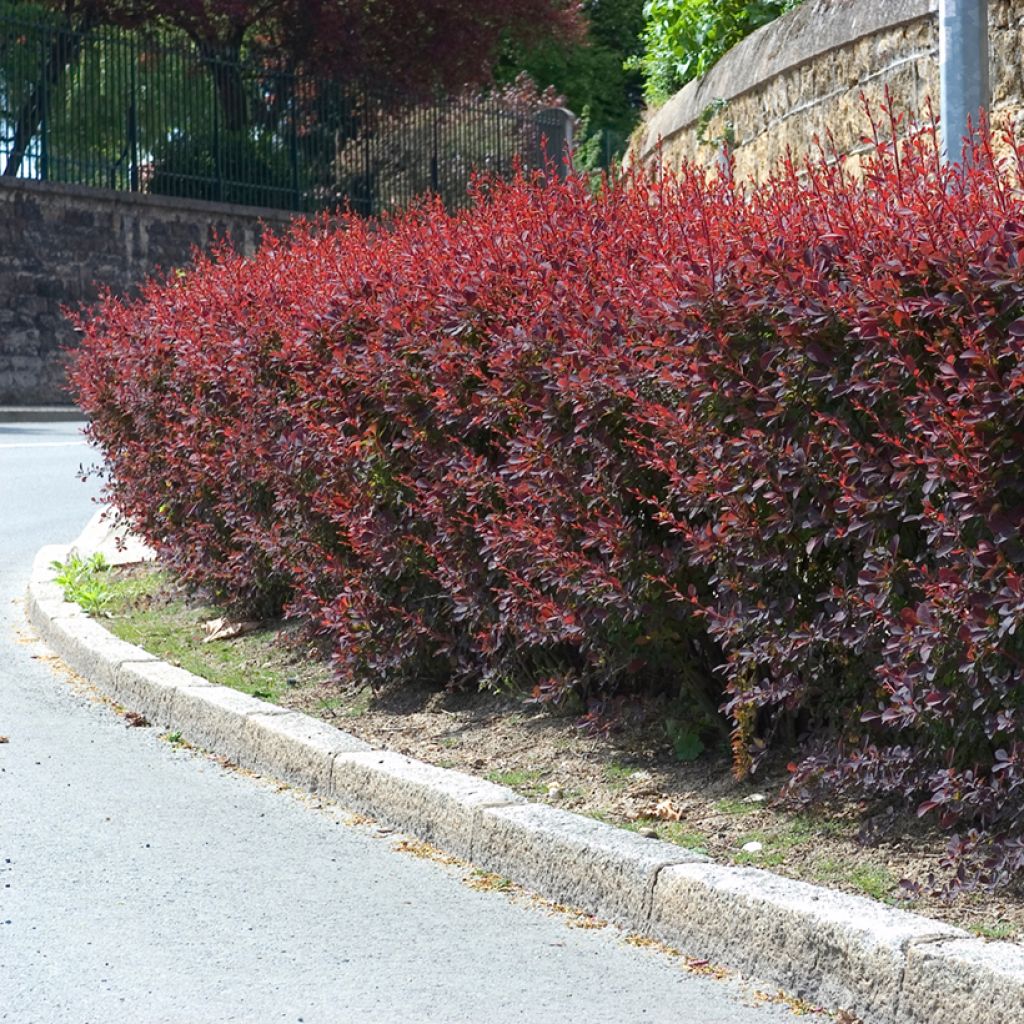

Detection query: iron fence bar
xmin=288 ymin=75 xmax=300 ymax=211
xmin=38 ymin=29 xmax=48 ymax=180
xmin=211 ymin=58 xmax=222 ymax=203
xmin=128 ymin=31 xmax=139 ymax=191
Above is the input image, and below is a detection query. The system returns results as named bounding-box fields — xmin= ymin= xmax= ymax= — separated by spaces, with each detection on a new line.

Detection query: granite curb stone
xmin=26 ymin=528 xmax=1024 ymax=1024
xmin=241 ymin=712 xmax=370 ymax=794
xmin=332 ymin=750 xmax=524 ymax=860
xmin=471 ymin=802 xmax=707 ymax=928
xmin=649 ymin=862 xmax=967 ymax=1024
xmin=896 ymin=938 xmax=1024 ymax=1024
xmin=112 ymin=659 xmax=215 ymax=723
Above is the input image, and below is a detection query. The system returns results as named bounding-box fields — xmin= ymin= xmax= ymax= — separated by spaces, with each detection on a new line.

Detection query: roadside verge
xmin=25 ymin=516 xmax=1024 ymax=1024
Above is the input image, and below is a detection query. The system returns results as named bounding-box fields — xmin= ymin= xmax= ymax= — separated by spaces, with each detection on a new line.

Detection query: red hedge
xmin=70 ymin=112 xmax=1024 ymax=888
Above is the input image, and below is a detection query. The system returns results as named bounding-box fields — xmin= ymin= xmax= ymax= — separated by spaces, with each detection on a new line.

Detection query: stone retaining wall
xmin=0 ymin=179 xmax=294 ymax=405
xmin=630 ymin=0 xmax=1024 ymax=181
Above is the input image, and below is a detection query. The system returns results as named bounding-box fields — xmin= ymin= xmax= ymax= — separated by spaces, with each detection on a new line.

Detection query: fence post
xmin=533 ymin=107 xmax=575 ymax=179
xmin=939 ymin=0 xmax=990 ymax=164
xmin=362 ymin=88 xmax=373 ymax=216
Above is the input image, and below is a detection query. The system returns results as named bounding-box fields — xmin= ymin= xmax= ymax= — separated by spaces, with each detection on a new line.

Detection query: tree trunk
xmin=2 ymin=13 xmax=97 ymax=178
xmin=198 ymin=37 xmax=249 ymax=134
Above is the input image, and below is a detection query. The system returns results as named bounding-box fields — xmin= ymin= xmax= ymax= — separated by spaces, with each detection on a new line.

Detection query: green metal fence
xmin=0 ymin=13 xmax=574 ymax=214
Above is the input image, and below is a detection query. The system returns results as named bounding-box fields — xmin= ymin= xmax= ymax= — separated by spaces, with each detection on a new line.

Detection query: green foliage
xmin=51 ymin=551 xmax=112 ymax=615
xmin=148 ymin=130 xmax=299 ymax=209
xmin=631 ymin=0 xmax=804 ymax=104
xmin=497 ymin=0 xmax=646 ymax=168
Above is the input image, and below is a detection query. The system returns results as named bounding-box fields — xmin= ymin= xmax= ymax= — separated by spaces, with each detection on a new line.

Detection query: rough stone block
xmin=26 ymin=593 xmax=87 ymax=648
xmin=331 ymin=751 xmax=523 ymax=859
xmin=164 ymin=685 xmax=289 ymax=762
xmin=472 ymin=803 xmax=706 ymax=928
xmin=40 ymin=613 xmax=156 ymax=690
xmin=897 ymin=938 xmax=1024 ymax=1024
xmin=648 ymin=863 xmax=966 ymax=1024
xmin=110 ymin=660 xmax=213 ymax=727
xmin=239 ymin=711 xmax=371 ymax=793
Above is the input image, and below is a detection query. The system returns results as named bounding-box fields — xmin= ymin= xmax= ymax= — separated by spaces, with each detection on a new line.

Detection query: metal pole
xmin=939 ymin=0 xmax=990 ymax=164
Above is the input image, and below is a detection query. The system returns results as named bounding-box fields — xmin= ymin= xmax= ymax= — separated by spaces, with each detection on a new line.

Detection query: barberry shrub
xmin=71 ymin=107 xmax=1024 ymax=888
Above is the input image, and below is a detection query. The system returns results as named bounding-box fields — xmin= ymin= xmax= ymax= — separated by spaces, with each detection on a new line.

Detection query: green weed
xmin=51 ymin=551 xmax=112 ymax=615
xmin=970 ymin=921 xmax=1016 ymax=941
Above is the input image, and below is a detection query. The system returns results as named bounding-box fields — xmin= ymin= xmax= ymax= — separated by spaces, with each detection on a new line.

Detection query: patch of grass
xmin=732 ymin=814 xmax=845 ymax=868
xmin=603 ymin=760 xmax=637 ymax=788
xmin=810 ymin=856 xmax=846 ymax=883
xmin=848 ymin=864 xmax=896 ymax=901
xmin=714 ymin=796 xmax=763 ymax=816
xmin=623 ymin=817 xmax=709 ymax=854
xmin=93 ymin=564 xmax=333 ymax=704
xmin=485 ymin=767 xmax=546 ymax=795
xmin=810 ymin=857 xmax=903 ymax=903
xmin=338 ymin=687 xmax=373 ymax=718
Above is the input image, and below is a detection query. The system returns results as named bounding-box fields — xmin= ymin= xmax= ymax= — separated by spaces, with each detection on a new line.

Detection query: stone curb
xmin=0 ymin=406 xmax=86 ymax=422
xmin=26 ymin=529 xmax=1024 ymax=1024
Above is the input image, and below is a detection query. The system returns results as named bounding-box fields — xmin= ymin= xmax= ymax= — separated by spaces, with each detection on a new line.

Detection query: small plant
xmin=467 ymin=869 xmax=516 ymax=892
xmin=970 ymin=921 xmax=1017 ymax=942
xmin=665 ymin=719 xmax=704 ymax=762
xmin=51 ymin=551 xmax=112 ymax=615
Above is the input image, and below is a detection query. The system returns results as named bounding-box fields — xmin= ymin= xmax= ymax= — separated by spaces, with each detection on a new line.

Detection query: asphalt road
xmin=0 ymin=420 xmax=794 ymax=1024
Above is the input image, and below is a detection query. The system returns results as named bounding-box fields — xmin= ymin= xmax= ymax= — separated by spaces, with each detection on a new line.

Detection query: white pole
xmin=939 ymin=0 xmax=990 ymax=164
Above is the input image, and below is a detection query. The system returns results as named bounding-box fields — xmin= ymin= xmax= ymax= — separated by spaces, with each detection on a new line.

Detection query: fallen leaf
xmin=124 ymin=711 xmax=150 ymax=728
xmin=653 ymin=796 xmax=685 ymax=821
xmin=203 ymin=617 xmax=261 ymax=643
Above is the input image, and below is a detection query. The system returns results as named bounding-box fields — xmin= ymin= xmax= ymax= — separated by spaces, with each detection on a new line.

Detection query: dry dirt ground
xmin=93 ymin=563 xmax=1024 ymax=944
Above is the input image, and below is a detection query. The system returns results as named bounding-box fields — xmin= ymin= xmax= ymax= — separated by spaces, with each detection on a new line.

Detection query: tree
xmin=69 ymin=0 xmax=582 ymax=130
xmin=631 ymin=0 xmax=803 ymax=104
xmin=1 ymin=1 xmax=106 ymax=176
xmin=3 ymin=0 xmax=581 ymax=197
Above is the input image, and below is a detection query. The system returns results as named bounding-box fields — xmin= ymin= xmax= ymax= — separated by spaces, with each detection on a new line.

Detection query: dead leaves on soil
xmin=625 ymin=795 xmax=687 ymax=822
